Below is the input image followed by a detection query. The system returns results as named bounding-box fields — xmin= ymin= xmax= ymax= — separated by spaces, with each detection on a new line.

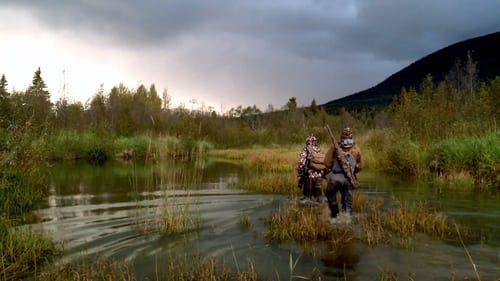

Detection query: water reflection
xmin=34 ymin=160 xmax=500 ymax=280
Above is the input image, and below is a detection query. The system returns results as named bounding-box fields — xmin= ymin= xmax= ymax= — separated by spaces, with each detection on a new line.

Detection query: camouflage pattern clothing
xmin=297 ymin=135 xmax=324 ymax=203
xmin=323 ymin=128 xmax=363 ymax=220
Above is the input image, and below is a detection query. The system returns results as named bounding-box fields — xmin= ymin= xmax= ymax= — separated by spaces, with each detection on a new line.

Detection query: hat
xmin=305 ymin=135 xmax=317 ymax=146
xmin=340 ymin=128 xmax=354 ymax=148
xmin=340 ymin=127 xmax=353 ymax=139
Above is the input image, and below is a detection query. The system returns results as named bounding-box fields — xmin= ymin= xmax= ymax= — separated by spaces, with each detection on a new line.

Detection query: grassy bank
xmin=3 ymin=140 xmax=496 ymax=280
xmin=361 ymin=129 xmax=499 ymax=188
xmin=210 ymin=147 xmax=301 ymax=195
xmin=40 ymin=130 xmax=214 ymax=163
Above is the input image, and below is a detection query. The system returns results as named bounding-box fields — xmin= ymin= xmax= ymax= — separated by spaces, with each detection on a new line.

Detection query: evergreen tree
xmin=309 ymin=99 xmax=318 ymax=114
xmin=0 ymin=74 xmax=11 ymax=128
xmin=0 ymin=74 xmax=7 ymax=99
xmin=24 ymin=67 xmax=53 ymax=130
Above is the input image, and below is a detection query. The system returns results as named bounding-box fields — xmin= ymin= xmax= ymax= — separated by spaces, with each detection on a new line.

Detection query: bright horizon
xmin=2 ymin=1 xmax=499 ymax=112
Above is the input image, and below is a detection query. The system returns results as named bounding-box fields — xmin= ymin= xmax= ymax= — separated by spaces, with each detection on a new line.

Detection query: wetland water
xmin=33 ymin=159 xmax=499 ymax=280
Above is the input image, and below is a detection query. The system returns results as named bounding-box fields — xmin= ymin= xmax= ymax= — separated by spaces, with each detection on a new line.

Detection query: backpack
xmin=310 ymin=150 xmax=326 ymax=171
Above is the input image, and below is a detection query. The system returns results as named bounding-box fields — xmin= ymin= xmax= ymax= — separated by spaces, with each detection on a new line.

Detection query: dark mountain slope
xmin=322 ymin=31 xmax=500 ymax=113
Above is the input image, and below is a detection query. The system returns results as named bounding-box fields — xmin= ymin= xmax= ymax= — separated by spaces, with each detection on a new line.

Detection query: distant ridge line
xmin=321 ymin=31 xmax=500 ymax=112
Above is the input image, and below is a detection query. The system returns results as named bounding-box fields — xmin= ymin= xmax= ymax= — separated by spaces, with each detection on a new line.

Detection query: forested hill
xmin=322 ymin=31 xmax=500 ymax=113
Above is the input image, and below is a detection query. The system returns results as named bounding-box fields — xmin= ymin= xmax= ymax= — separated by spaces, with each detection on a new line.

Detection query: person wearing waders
xmin=296 ymin=135 xmax=324 ymax=205
xmin=323 ymin=127 xmax=363 ymax=223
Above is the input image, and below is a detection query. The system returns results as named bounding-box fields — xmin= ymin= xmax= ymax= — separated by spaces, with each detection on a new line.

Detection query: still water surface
xmin=34 ymin=159 xmax=499 ymax=280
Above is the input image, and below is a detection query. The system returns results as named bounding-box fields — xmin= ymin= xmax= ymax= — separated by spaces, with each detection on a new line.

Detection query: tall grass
xmin=43 ymin=130 xmax=113 ymax=161
xmin=41 ymin=130 xmax=214 ymax=163
xmin=0 ymin=217 xmax=56 ymax=281
xmin=363 ymin=129 xmax=499 ymax=188
xmin=36 ymin=254 xmax=264 ymax=281
xmin=0 ymin=175 xmax=43 ymax=217
xmin=433 ymin=131 xmax=500 ymax=188
xmin=265 ymin=201 xmax=335 ymax=243
xmin=357 ymin=199 xmax=477 ymax=249
xmin=212 ymin=148 xmax=301 ymax=195
xmin=238 ymin=211 xmax=252 ymax=229
xmin=160 ymin=202 xmax=201 ymax=235
xmin=0 ymin=124 xmax=57 ymax=281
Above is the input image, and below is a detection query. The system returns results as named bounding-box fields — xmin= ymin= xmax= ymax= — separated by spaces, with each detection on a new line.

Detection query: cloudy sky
xmin=1 ymin=1 xmax=499 ymax=112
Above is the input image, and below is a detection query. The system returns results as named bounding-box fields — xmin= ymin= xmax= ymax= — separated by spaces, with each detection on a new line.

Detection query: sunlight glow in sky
xmin=1 ymin=1 xmax=499 ymax=111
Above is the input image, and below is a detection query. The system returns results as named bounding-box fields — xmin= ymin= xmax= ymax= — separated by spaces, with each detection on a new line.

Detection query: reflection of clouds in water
xmin=47 ymin=193 xmax=95 ymax=208
xmin=202 ymin=174 xmax=238 ymax=189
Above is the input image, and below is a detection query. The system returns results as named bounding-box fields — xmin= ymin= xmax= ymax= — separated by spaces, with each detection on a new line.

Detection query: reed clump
xmin=265 ymin=201 xmax=343 ymax=244
xmin=358 ymin=200 xmax=477 ymax=248
xmin=160 ymin=203 xmax=201 ymax=235
xmin=239 ymin=211 xmax=252 ymax=229
xmin=357 ymin=198 xmax=389 ymax=246
xmin=0 ymin=217 xmax=57 ymax=281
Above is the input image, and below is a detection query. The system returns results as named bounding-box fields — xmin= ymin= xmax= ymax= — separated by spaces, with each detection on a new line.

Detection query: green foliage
xmin=179 ymin=138 xmax=213 ymax=160
xmin=374 ymin=56 xmax=499 ymax=186
xmin=0 ymin=109 xmax=56 ymax=280
xmin=3 ymin=65 xmax=498 ymax=188
xmin=44 ymin=130 xmax=114 ymax=161
xmin=0 ymin=217 xmax=56 ymax=281
xmin=114 ymin=135 xmax=154 ymax=160
xmin=0 ymin=174 xmax=43 ymax=217
xmin=385 ymin=139 xmax=425 ymax=176
xmin=23 ymin=68 xmax=53 ymax=133
xmin=433 ymin=132 xmax=500 ymax=187
xmin=0 ymin=74 xmax=11 ymax=129
xmin=388 ymin=70 xmax=496 ymax=143
xmin=265 ymin=201 xmax=338 ymax=243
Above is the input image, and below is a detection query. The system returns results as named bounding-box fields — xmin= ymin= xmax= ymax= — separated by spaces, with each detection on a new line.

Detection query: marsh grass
xmin=36 ymin=256 xmax=135 ymax=281
xmin=0 ymin=218 xmax=57 ymax=281
xmin=265 ymin=201 xmax=339 ymax=244
xmin=357 ymin=199 xmax=477 ymax=249
xmin=163 ymin=255 xmax=261 ymax=281
xmin=433 ymin=132 xmax=500 ymax=188
xmin=44 ymin=130 xmax=113 ymax=161
xmin=160 ymin=201 xmax=201 ymax=235
xmin=213 ymin=148 xmax=301 ymax=195
xmin=39 ymin=254 xmax=263 ymax=281
xmin=239 ymin=211 xmax=252 ymax=229
xmin=365 ymin=128 xmax=500 ymax=189
xmin=0 ymin=175 xmax=44 ymax=218
xmin=216 ymin=147 xmax=478 ymax=250
xmin=376 ymin=268 xmax=399 ymax=281
xmin=265 ymin=192 xmax=476 ymax=252
xmin=114 ymin=135 xmax=155 ymax=160
xmin=42 ymin=131 xmax=212 ymax=163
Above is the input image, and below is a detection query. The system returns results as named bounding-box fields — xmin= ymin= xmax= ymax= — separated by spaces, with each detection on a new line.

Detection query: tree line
xmin=0 ymin=54 xmax=498 ymax=186
xmin=0 ymin=68 xmax=350 ymax=148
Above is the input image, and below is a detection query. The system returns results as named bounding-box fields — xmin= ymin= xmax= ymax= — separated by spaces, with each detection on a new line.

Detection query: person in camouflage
xmin=297 ymin=135 xmax=324 ymax=204
xmin=323 ymin=127 xmax=363 ymax=223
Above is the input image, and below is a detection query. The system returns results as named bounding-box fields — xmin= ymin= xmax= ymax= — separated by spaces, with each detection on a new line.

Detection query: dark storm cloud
xmin=4 ymin=0 xmax=500 ymax=106
xmin=4 ymin=0 xmax=221 ymax=44
xmin=10 ymin=0 xmax=500 ymax=61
